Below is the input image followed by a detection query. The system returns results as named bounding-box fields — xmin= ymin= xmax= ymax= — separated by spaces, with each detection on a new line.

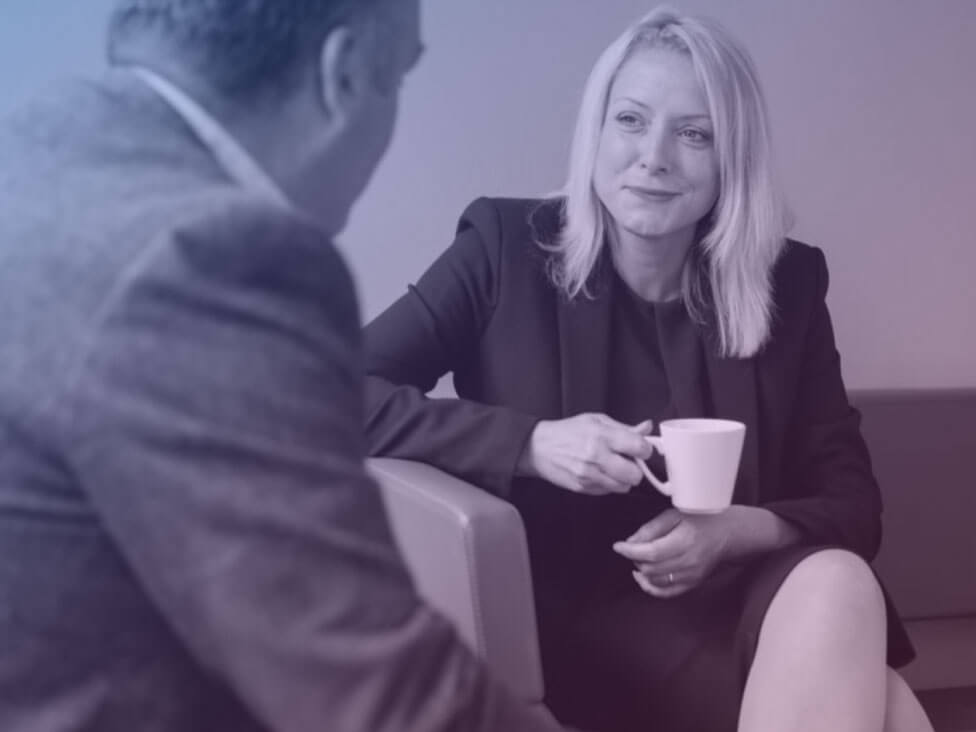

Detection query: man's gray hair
xmin=108 ymin=0 xmax=387 ymax=97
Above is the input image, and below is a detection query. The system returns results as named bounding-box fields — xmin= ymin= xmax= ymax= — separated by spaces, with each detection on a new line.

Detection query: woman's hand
xmin=612 ymin=506 xmax=801 ymax=598
xmin=516 ymin=413 xmax=654 ymax=495
xmin=612 ymin=509 xmax=732 ymax=597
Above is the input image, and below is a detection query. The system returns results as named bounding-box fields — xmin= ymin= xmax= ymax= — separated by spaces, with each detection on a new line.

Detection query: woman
xmin=364 ymin=7 xmax=930 ymax=732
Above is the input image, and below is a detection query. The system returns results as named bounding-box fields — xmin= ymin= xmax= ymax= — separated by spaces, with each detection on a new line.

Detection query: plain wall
xmin=2 ymin=0 xmax=974 ymax=389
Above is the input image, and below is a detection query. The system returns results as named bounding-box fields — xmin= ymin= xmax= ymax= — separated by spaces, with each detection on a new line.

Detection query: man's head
xmin=109 ymin=0 xmax=424 ymax=233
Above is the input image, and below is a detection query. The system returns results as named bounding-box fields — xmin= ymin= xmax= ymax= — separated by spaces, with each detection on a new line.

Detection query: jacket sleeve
xmin=762 ymin=248 xmax=883 ymax=560
xmin=65 ymin=203 xmax=562 ymax=732
xmin=364 ymin=198 xmax=540 ymax=497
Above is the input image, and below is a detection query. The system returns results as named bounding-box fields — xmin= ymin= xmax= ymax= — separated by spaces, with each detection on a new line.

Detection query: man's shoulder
xmin=134 ymin=197 xmax=358 ymax=333
xmin=1 ymin=70 xmax=204 ymax=164
xmin=167 ymin=198 xmax=342 ymax=277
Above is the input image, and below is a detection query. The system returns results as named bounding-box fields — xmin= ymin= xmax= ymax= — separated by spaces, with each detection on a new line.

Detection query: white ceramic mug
xmin=633 ymin=418 xmax=746 ymax=513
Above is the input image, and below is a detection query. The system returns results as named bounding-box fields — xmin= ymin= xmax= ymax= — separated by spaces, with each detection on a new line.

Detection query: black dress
xmin=536 ymin=273 xmax=878 ymax=732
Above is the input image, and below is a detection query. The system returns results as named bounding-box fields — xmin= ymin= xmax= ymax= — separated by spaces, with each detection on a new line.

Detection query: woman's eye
xmin=616 ymin=112 xmax=643 ymax=128
xmin=680 ymin=128 xmax=712 ymax=143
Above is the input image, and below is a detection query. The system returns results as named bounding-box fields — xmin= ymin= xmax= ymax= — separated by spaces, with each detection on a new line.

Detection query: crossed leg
xmin=737 ymin=549 xmax=933 ymax=732
xmin=883 ymin=666 xmax=933 ymax=732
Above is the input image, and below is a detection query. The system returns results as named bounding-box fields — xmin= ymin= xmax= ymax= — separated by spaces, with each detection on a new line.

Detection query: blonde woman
xmin=365 ymin=7 xmax=929 ymax=731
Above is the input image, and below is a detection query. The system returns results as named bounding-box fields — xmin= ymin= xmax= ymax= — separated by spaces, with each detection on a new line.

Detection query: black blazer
xmin=365 ymin=197 xmax=914 ymax=664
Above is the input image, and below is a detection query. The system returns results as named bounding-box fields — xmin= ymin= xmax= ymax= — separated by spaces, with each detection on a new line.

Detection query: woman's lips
xmin=626 ymin=186 xmax=681 ymax=200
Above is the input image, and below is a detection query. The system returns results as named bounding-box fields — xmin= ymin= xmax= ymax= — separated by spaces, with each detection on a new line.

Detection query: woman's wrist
xmin=514 ymin=420 xmax=548 ymax=478
xmin=722 ymin=505 xmax=801 ymax=562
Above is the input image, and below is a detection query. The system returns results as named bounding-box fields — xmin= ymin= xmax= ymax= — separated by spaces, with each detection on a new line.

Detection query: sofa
xmin=368 ymin=388 xmax=976 ymax=700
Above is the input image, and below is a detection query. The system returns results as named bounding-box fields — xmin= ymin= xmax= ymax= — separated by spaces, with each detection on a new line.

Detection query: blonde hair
xmin=546 ymin=6 xmax=791 ymax=357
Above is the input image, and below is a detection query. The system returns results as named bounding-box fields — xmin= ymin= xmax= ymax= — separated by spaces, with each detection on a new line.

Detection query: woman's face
xmin=593 ymin=47 xmax=720 ymax=246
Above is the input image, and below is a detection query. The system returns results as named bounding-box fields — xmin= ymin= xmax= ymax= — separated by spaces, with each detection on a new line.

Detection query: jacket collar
xmin=130 ymin=67 xmax=292 ymax=212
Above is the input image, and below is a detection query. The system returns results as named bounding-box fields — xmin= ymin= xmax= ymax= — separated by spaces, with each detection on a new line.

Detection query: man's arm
xmin=65 ymin=202 xmax=564 ymax=732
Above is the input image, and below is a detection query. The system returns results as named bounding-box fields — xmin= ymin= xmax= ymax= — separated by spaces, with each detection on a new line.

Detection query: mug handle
xmin=634 ymin=436 xmax=672 ymax=497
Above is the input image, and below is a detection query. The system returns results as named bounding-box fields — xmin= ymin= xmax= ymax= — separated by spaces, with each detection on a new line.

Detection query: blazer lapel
xmin=556 ymin=269 xmax=613 ymax=417
xmin=703 ymin=343 xmax=761 ymax=505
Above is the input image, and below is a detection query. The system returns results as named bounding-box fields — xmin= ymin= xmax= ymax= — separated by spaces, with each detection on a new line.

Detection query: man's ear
xmin=318 ymin=23 xmax=372 ymax=122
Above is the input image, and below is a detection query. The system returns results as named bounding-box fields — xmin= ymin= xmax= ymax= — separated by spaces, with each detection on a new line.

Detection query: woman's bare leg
xmin=737 ymin=549 xmax=887 ymax=732
xmin=883 ymin=668 xmax=934 ymax=732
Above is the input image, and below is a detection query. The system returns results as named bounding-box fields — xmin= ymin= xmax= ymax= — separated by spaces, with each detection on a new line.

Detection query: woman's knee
xmin=780 ymin=549 xmax=885 ymax=625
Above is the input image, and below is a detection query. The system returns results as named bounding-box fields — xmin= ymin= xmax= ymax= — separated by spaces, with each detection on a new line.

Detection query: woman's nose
xmin=638 ymin=127 xmax=673 ymax=173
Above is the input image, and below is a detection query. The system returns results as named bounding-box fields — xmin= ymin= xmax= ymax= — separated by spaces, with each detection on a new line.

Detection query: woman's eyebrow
xmin=610 ymin=98 xmax=710 ymax=120
xmin=612 ymin=96 xmax=651 ymax=109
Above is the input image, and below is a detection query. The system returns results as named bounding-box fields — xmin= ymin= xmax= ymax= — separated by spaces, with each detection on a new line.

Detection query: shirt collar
xmin=131 ymin=66 xmax=292 ymax=211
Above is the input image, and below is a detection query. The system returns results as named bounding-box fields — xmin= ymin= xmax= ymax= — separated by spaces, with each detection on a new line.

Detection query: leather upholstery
xmin=369 ymin=458 xmax=545 ymax=703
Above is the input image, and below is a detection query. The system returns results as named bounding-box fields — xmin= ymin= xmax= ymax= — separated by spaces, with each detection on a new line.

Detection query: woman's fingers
xmin=602 ymin=421 xmax=654 ymax=459
xmin=599 ymin=452 xmax=644 ymax=487
xmin=631 ymin=570 xmax=691 ymax=598
xmin=567 ymin=415 xmax=652 ymax=493
xmin=625 ymin=509 xmax=682 ymax=543
xmin=557 ymin=460 xmax=631 ymax=495
xmin=618 ymin=513 xmax=732 ymax=594
xmin=522 ymin=413 xmax=658 ymax=495
xmin=631 ymin=419 xmax=655 ymax=435
xmin=635 ymin=558 xmax=690 ymax=578
xmin=612 ymin=515 xmax=687 ymax=563
xmin=581 ymin=468 xmax=632 ymax=494
xmin=612 ymin=534 xmax=685 ymax=564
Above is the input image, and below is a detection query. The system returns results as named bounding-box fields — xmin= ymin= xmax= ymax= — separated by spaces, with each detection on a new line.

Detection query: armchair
xmin=367 ymin=457 xmax=545 ymax=705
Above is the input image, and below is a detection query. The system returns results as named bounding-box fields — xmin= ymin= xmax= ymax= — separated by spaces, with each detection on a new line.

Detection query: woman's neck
xmin=610 ymin=225 xmax=694 ymax=302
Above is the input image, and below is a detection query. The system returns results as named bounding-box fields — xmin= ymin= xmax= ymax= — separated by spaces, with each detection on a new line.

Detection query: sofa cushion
xmin=851 ymin=389 xmax=976 ymax=620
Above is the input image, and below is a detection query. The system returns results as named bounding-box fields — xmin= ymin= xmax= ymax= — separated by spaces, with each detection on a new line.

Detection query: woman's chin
xmin=618 ymin=217 xmax=688 ymax=243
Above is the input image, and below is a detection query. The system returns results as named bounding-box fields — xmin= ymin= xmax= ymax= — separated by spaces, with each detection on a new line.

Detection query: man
xmin=0 ymin=1 xmax=567 ymax=730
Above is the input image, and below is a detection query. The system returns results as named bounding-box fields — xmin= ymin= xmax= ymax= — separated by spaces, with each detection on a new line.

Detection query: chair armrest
xmin=367 ymin=457 xmax=544 ymax=703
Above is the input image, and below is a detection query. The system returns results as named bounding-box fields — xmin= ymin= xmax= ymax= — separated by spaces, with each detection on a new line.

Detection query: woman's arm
xmin=761 ymin=248 xmax=883 ymax=559
xmin=364 ymin=198 xmax=540 ymax=496
xmin=367 ymin=197 xmax=658 ymax=498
